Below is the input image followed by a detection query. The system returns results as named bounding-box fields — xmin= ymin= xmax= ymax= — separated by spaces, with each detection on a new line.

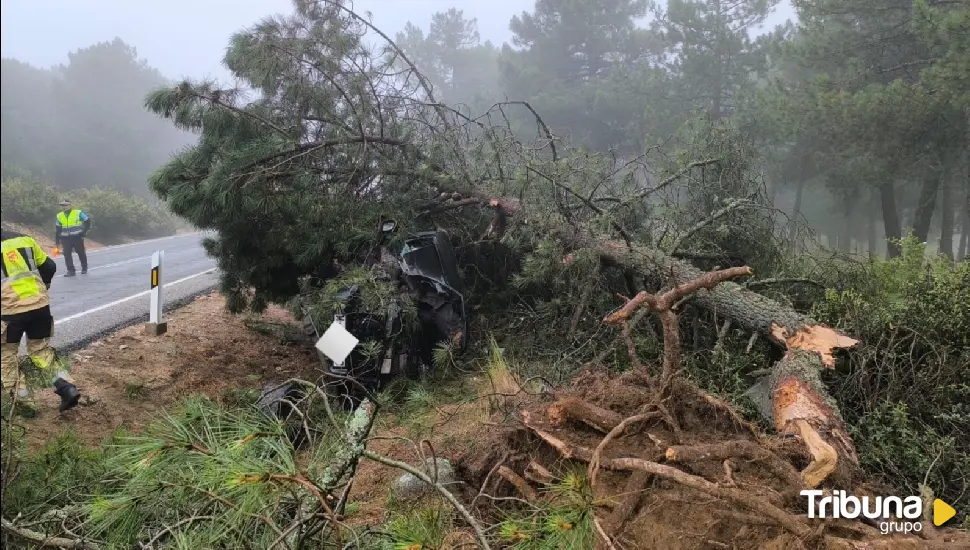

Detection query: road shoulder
xmin=22 ymin=291 xmax=318 ymax=448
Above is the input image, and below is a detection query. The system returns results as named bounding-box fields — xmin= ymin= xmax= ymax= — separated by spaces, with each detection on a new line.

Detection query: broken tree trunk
xmin=573 ymin=237 xmax=859 ymax=488
xmin=746 ymin=350 xmax=859 ymax=488
xmin=480 ymin=196 xmax=861 ymax=488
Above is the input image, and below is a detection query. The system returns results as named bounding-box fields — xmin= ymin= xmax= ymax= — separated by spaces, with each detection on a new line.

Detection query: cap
xmin=59 ymin=199 xmax=71 ymax=206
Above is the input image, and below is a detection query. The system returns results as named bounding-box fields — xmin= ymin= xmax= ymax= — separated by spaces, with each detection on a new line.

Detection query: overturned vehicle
xmin=258 ymin=220 xmax=469 ymax=413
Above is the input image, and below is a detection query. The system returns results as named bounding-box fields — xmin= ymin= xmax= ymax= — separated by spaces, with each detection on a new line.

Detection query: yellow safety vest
xmin=1 ymin=235 xmax=50 ymax=313
xmin=57 ymin=209 xmax=84 ymax=237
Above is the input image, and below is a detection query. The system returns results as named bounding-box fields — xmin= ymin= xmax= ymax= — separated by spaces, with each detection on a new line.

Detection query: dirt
xmin=22 ymin=291 xmax=318 ymax=447
xmin=456 ymin=366 xmax=970 ymax=549
xmin=17 ymin=294 xmax=969 ymax=549
xmin=1 ymin=221 xmax=108 ymax=251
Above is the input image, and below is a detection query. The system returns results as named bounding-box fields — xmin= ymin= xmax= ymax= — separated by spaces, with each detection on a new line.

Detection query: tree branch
xmin=1 ymin=517 xmax=99 ymax=550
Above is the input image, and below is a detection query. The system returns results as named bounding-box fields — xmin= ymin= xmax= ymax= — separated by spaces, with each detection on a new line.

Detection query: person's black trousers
xmin=61 ymin=237 xmax=88 ymax=273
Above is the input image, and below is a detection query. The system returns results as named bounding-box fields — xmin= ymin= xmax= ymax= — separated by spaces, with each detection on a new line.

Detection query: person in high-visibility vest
xmin=1 ymin=229 xmax=81 ymax=416
xmin=54 ymin=199 xmax=91 ymax=277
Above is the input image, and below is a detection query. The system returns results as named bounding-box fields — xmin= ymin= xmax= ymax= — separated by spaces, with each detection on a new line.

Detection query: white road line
xmin=85 ymin=231 xmax=207 ymax=255
xmin=54 ymin=268 xmax=216 ymax=325
xmin=60 ymin=255 xmax=150 ymax=272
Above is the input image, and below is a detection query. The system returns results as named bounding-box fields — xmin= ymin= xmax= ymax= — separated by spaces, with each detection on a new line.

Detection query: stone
xmin=391 ymin=457 xmax=456 ymax=501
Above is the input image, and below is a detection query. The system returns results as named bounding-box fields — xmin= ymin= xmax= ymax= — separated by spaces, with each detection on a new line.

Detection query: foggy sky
xmin=1 ymin=0 xmax=795 ymax=82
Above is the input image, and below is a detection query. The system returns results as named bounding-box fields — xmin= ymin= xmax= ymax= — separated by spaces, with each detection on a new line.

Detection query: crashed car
xmin=259 ymin=221 xmax=469 ymax=414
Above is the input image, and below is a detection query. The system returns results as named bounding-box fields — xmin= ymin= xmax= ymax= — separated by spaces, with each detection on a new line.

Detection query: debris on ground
xmin=454 ymin=368 xmax=968 ymax=549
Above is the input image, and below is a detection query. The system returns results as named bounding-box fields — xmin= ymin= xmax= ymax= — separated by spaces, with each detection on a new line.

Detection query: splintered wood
xmin=770 ymin=323 xmax=859 ymax=368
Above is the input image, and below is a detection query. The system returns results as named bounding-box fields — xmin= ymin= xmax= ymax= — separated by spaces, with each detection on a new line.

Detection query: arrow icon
xmin=933 ymin=499 xmax=957 ymax=527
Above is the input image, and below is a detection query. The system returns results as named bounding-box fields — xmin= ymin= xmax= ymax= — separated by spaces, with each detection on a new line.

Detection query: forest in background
xmin=1 ymin=0 xmax=968 ymax=548
xmin=1 ymin=38 xmax=192 ymax=239
xmin=394 ymin=0 xmax=968 ymax=259
xmin=1 ymin=38 xmax=195 ymax=196
xmin=2 ymin=3 xmax=966 ymax=256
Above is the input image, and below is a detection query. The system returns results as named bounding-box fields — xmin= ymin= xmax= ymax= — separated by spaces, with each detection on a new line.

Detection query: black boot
xmin=53 ymin=379 xmax=80 ymax=412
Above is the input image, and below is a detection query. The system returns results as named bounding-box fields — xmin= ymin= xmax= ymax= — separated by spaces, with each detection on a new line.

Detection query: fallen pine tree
xmin=4 ymin=0 xmax=966 ymax=547
xmin=454 ymin=266 xmax=963 ymax=548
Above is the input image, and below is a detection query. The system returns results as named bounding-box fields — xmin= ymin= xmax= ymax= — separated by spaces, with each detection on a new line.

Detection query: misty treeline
xmin=0 ymin=0 xmax=967 ymax=548
xmin=0 ymin=38 xmax=195 ymax=198
xmin=395 ymin=0 xmax=969 ymax=260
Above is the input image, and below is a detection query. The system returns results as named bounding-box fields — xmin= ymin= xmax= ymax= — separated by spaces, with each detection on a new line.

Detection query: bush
xmin=0 ymin=176 xmax=177 ymax=243
xmin=811 ymin=237 xmax=970 ymax=515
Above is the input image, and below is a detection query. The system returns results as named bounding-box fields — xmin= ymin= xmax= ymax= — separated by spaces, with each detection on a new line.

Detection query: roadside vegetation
xmin=1 ymin=0 xmax=968 ymax=548
xmin=1 ymin=173 xmax=179 ymax=243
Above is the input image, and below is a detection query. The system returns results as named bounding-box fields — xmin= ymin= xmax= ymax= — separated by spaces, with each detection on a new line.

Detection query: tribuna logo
xmin=801 ymin=490 xmax=924 ymax=535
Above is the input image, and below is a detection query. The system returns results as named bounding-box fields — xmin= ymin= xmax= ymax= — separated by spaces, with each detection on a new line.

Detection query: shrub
xmin=1 ymin=176 xmax=177 ymax=243
xmin=811 ymin=237 xmax=970 ymax=515
xmin=0 ymin=175 xmax=59 ymax=225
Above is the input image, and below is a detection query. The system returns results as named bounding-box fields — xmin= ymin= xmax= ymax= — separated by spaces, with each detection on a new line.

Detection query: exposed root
xmin=520 ymin=421 xmax=814 ymax=538
xmin=547 ymin=396 xmax=624 ymax=433
xmin=496 ymin=466 xmax=538 ymax=502
xmin=603 ymin=470 xmax=650 ymax=536
xmin=588 ymin=411 xmax=661 ymax=485
xmin=523 ymin=460 xmax=554 ymax=486
xmin=664 ymin=440 xmax=802 ymax=489
xmin=592 ymin=514 xmax=620 ymax=550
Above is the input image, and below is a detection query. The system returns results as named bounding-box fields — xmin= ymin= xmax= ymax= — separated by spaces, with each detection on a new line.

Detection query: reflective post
xmin=145 ymin=250 xmax=168 ymax=336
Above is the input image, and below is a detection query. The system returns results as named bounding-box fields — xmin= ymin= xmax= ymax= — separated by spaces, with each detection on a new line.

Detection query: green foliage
xmin=383 ymin=506 xmax=454 ymax=549
xmin=2 ymin=395 xmax=359 ymax=548
xmin=811 ymin=237 xmax=970 ymax=514
xmin=497 ymin=469 xmax=596 ymax=549
xmin=1 ymin=175 xmax=178 ymax=242
xmin=2 ymin=431 xmax=110 ymax=519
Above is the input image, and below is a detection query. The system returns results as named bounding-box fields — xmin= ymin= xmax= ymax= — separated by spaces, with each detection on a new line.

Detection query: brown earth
xmin=454 ymin=367 xmax=970 ymax=549
xmin=22 ymin=291 xmax=317 ymax=447
xmin=18 ymin=292 xmax=969 ymax=549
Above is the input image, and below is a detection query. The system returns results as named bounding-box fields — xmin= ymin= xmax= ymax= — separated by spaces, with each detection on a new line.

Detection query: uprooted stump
xmin=454 ymin=370 xmax=965 ymax=550
xmin=481 ymin=194 xmax=863 ymax=489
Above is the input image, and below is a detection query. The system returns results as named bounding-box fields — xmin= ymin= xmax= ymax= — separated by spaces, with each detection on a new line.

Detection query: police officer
xmin=1 ymin=229 xmax=81 ymax=416
xmin=54 ymin=199 xmax=92 ymax=276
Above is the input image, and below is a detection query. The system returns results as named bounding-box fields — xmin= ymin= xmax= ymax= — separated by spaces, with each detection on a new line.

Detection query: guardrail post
xmin=145 ymin=250 xmax=168 ymax=336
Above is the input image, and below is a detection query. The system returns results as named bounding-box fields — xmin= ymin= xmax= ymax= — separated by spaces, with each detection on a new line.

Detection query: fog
xmin=1 ymin=0 xmax=966 ymax=259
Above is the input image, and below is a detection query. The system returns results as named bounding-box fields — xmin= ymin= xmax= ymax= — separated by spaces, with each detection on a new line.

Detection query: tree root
xmin=588 ymin=411 xmax=661 ymax=485
xmin=603 ymin=470 xmax=651 ymax=537
xmin=547 ymin=396 xmax=624 ymax=433
xmin=496 ymin=465 xmax=538 ymax=502
xmin=664 ymin=440 xmax=803 ymax=489
xmin=520 ymin=420 xmax=814 ymax=538
xmin=523 ymin=460 xmax=554 ymax=486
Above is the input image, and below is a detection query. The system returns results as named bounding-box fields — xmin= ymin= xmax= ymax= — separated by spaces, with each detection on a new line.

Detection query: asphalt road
xmin=43 ymin=232 xmax=220 ymax=351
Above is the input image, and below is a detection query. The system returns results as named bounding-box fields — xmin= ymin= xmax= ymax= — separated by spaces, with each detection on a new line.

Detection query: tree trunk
xmin=880 ymin=183 xmax=903 ymax=258
xmin=960 ymin=220 xmax=969 ymax=261
xmin=762 ymin=350 xmax=858 ymax=487
xmin=788 ymin=179 xmax=805 ymax=242
xmin=486 ymin=195 xmax=861 ymax=487
xmin=867 ymin=195 xmax=878 ymax=257
xmin=939 ymin=168 xmax=955 ymax=260
xmin=913 ymin=172 xmax=942 ymax=243
xmin=840 ymin=197 xmax=855 ymax=252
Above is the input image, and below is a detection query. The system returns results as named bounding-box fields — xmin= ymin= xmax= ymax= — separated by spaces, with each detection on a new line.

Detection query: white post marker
xmin=315 ymin=315 xmax=359 ymax=371
xmin=145 ymin=250 xmax=168 ymax=336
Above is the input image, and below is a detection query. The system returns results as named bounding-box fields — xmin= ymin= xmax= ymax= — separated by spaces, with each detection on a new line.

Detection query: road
xmin=44 ymin=232 xmax=220 ymax=351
